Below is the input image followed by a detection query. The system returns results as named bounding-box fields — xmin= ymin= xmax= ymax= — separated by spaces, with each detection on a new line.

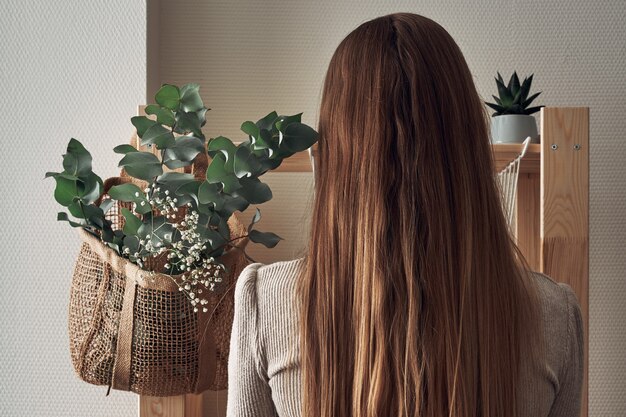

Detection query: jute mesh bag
xmin=68 ymin=149 xmax=250 ymax=396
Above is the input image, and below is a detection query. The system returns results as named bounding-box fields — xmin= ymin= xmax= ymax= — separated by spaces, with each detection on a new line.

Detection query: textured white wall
xmin=155 ymin=1 xmax=626 ymax=416
xmin=0 ymin=1 xmax=146 ymax=416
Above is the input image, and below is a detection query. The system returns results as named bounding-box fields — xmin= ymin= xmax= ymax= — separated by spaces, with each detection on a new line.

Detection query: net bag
xmin=68 ymin=152 xmax=249 ymax=395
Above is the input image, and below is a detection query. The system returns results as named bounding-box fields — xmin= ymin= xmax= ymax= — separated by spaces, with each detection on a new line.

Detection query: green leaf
xmin=57 ymin=212 xmax=85 ymax=228
xmin=99 ymin=198 xmax=115 ymax=214
xmin=163 ymin=136 xmax=205 ymax=169
xmin=217 ymin=194 xmax=249 ymax=218
xmin=142 ymin=123 xmax=175 ymax=149
xmin=113 ymin=144 xmax=138 ymax=154
xmin=145 ymin=104 xmax=176 ymax=127
xmin=247 ymin=208 xmax=261 ymax=233
xmin=255 ymin=111 xmax=278 ymax=131
xmin=233 ymin=145 xmax=263 ymax=178
xmin=108 ymin=183 xmax=145 ymax=202
xmin=249 ymin=229 xmax=282 ymax=248
xmin=53 ymin=176 xmax=78 ymax=206
xmin=198 ymin=181 xmax=225 ymax=210
xmin=522 ymin=91 xmax=541 ymax=109
xmin=155 ymin=172 xmax=197 ymax=206
xmin=63 ymin=138 xmax=92 ymax=177
xmin=495 ymin=78 xmax=514 ymax=107
xmin=155 ymin=84 xmax=180 ymax=111
xmin=275 ymin=113 xmax=302 ymax=132
xmin=196 ymin=223 xmax=227 ymax=250
xmin=241 ymin=121 xmax=260 ymax=138
xmin=206 ymin=152 xmax=242 ymax=194
xmin=485 ymin=102 xmax=505 ymax=114
xmin=281 ymin=122 xmax=319 ymax=153
xmin=131 ymin=116 xmax=157 ymax=137
xmin=76 ymin=172 xmax=103 ymax=204
xmin=232 ymin=177 xmax=272 ymax=204
xmin=118 ymin=151 xmax=163 ymax=181
xmin=524 ymin=106 xmax=543 ymax=115
xmin=138 ymin=215 xmax=174 ymax=249
xmin=121 ymin=207 xmax=142 ymax=235
xmin=175 ymin=111 xmax=203 ymax=138
xmin=509 ymin=72 xmax=520 ymax=97
xmin=179 ymin=83 xmax=204 ymax=112
xmin=207 ymin=136 xmax=238 ymax=171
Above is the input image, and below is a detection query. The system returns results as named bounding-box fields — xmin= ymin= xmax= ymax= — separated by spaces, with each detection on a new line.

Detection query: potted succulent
xmin=45 ymin=83 xmax=319 ymax=396
xmin=486 ymin=71 xmax=543 ymax=143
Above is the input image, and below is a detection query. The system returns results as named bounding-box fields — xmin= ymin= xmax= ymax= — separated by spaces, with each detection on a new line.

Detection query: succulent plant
xmin=485 ymin=71 xmax=543 ymax=116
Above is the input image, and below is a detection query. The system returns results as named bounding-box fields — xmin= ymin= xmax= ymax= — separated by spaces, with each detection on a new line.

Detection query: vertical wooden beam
xmin=540 ymin=107 xmax=589 ymax=417
xmin=140 ymin=396 xmax=186 ymax=417
xmin=516 ymin=173 xmax=541 ymax=271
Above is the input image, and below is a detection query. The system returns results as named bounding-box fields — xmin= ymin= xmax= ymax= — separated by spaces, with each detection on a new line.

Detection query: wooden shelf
xmin=492 ymin=143 xmax=541 ymax=174
xmin=268 ymin=142 xmax=543 ymax=174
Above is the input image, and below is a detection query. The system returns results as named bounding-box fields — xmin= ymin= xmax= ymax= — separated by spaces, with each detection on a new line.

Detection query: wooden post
xmin=540 ymin=107 xmax=589 ymax=417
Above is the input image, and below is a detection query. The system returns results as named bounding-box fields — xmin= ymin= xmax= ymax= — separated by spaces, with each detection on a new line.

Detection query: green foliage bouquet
xmin=47 ymin=83 xmax=318 ymax=312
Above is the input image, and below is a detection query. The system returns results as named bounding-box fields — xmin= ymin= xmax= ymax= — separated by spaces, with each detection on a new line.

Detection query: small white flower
xmin=134 ymin=192 xmax=140 ymax=197
xmin=140 ymin=201 xmax=146 ymax=206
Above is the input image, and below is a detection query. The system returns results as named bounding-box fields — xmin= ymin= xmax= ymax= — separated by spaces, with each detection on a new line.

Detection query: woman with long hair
xmin=227 ymin=12 xmax=583 ymax=417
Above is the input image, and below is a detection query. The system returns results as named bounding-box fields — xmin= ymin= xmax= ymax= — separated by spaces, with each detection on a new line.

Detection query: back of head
xmin=298 ymin=12 xmax=542 ymax=417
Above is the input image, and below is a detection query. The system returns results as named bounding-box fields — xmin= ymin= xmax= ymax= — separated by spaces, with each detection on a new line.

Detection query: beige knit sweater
xmin=226 ymin=257 xmax=584 ymax=417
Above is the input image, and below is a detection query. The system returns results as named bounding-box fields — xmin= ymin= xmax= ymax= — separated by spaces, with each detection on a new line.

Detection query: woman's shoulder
xmin=528 ymin=270 xmax=584 ymax=375
xmin=234 ymin=257 xmax=305 ymax=311
xmin=529 ymin=270 xmax=581 ymax=315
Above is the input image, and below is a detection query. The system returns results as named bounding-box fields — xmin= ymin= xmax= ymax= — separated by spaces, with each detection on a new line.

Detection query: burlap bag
xmin=68 ymin=148 xmax=249 ymax=396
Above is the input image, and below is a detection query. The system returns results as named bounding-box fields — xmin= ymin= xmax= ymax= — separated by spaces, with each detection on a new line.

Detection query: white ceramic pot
xmin=490 ymin=114 xmax=539 ymax=143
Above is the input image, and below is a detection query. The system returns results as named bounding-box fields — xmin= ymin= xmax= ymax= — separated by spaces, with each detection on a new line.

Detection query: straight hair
xmin=297 ymin=12 xmax=543 ymax=417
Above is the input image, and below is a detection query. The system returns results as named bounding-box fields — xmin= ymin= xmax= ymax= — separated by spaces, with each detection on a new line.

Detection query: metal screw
xmin=574 ymin=144 xmax=581 ymax=150
xmin=551 ymin=144 xmax=558 ymax=150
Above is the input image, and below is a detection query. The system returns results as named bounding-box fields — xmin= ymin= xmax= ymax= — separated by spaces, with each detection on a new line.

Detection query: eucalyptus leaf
xmin=255 ymin=111 xmax=278 ymax=131
xmin=281 ymin=122 xmax=319 ymax=153
xmin=179 ymin=83 xmax=204 ymax=112
xmin=232 ymin=177 xmax=272 ymax=204
xmin=233 ymin=145 xmax=263 ymax=178
xmin=155 ymin=84 xmax=180 ymax=111
xmin=175 ymin=111 xmax=203 ymax=138
xmin=113 ymin=144 xmax=138 ymax=154
xmin=249 ymin=208 xmax=261 ymax=233
xmin=76 ymin=172 xmax=103 ymax=204
xmin=118 ymin=151 xmax=163 ymax=181
xmin=249 ymin=229 xmax=282 ymax=248
xmin=108 ymin=183 xmax=145 ymax=202
xmin=63 ymin=138 xmax=92 ymax=177
xmin=142 ymin=123 xmax=175 ymax=148
xmin=131 ymin=116 xmax=157 ymax=137
xmin=53 ymin=176 xmax=78 ymax=206
xmin=275 ymin=113 xmax=302 ymax=132
xmin=163 ymin=136 xmax=204 ymax=169
xmin=145 ymin=104 xmax=176 ymax=126
xmin=121 ymin=207 xmax=142 ymax=235
xmin=198 ymin=181 xmax=225 ymax=210
xmin=207 ymin=136 xmax=238 ymax=171
xmin=206 ymin=152 xmax=242 ymax=194
xmin=57 ymin=212 xmax=85 ymax=228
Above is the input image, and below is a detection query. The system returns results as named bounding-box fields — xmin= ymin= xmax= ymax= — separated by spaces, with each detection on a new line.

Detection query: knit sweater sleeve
xmin=548 ymin=283 xmax=585 ymax=417
xmin=226 ymin=263 xmax=278 ymax=417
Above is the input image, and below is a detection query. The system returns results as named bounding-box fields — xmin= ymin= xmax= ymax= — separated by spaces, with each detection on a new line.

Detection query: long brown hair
xmin=297 ymin=12 xmax=542 ymax=417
